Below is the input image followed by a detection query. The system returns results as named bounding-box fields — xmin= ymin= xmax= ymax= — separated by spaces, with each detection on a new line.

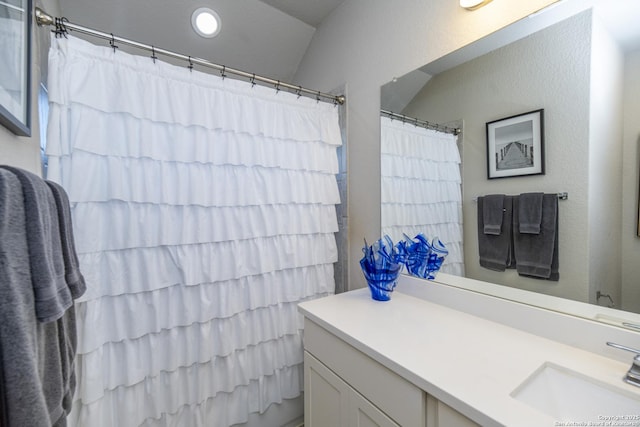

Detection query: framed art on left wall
xmin=0 ymin=0 xmax=32 ymax=137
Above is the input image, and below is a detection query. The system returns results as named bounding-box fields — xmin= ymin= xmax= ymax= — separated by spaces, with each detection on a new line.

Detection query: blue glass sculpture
xmin=399 ymin=233 xmax=431 ymax=279
xmin=399 ymin=234 xmax=449 ymax=280
xmin=360 ymin=234 xmax=449 ymax=300
xmin=427 ymin=237 xmax=449 ymax=279
xmin=360 ymin=236 xmax=404 ymax=301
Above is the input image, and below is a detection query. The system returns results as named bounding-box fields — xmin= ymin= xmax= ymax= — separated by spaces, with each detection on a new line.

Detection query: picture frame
xmin=0 ymin=0 xmax=32 ymax=137
xmin=486 ymin=109 xmax=544 ymax=179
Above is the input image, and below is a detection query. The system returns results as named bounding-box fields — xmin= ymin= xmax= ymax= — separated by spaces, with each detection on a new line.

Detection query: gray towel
xmin=519 ymin=192 xmax=544 ymax=234
xmin=477 ymin=195 xmax=515 ymax=271
xmin=483 ymin=194 xmax=505 ymax=235
xmin=46 ymin=181 xmax=86 ymax=299
xmin=41 ymin=308 xmax=79 ymax=427
xmin=0 ymin=169 xmax=80 ymax=427
xmin=0 ymin=166 xmax=72 ymax=323
xmin=513 ymin=193 xmax=559 ymax=280
xmin=0 ymin=169 xmax=51 ymax=425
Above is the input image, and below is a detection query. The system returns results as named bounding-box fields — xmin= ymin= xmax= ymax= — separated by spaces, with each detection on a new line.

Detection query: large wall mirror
xmin=380 ymin=0 xmax=640 ymax=330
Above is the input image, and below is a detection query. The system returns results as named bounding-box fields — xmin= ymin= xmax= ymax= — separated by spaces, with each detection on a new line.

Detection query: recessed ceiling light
xmin=191 ymin=7 xmax=221 ymax=38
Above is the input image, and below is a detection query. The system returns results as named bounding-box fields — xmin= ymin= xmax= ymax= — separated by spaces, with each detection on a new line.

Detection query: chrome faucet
xmin=607 ymin=342 xmax=640 ymax=387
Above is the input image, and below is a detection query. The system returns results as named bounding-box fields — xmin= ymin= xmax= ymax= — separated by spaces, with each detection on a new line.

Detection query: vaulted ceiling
xmin=56 ymin=0 xmax=345 ymax=83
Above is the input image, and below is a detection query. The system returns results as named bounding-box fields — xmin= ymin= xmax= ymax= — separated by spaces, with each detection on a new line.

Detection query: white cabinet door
xmin=304 ymin=352 xmax=349 ymax=427
xmin=305 ymin=351 xmax=401 ymax=427
xmin=349 ymin=386 xmax=401 ymax=427
xmin=304 ymin=319 xmax=426 ymax=427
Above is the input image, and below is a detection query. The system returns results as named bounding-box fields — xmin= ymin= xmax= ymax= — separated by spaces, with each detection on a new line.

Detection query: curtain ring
xmin=275 ymin=80 xmax=281 ymax=94
xmin=187 ymin=56 xmax=194 ymax=72
xmin=54 ymin=17 xmax=69 ymax=38
xmin=296 ymin=86 xmax=302 ymax=99
xmin=220 ymin=66 xmax=227 ymax=80
xmin=316 ymin=91 xmax=321 ymax=103
xmin=250 ymin=73 xmax=256 ymax=88
xmin=62 ymin=18 xmax=69 ymax=38
xmin=53 ymin=17 xmax=61 ymax=38
xmin=151 ymin=46 xmax=158 ymax=63
xmin=109 ymin=33 xmax=118 ymax=52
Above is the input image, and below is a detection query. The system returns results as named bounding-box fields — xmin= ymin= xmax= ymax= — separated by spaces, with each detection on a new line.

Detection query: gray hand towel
xmin=513 ymin=193 xmax=559 ymax=280
xmin=519 ymin=192 xmax=544 ymax=234
xmin=477 ymin=196 xmax=515 ymax=271
xmin=483 ymin=194 xmax=505 ymax=235
xmin=0 ymin=166 xmax=72 ymax=322
xmin=46 ymin=180 xmax=86 ymax=299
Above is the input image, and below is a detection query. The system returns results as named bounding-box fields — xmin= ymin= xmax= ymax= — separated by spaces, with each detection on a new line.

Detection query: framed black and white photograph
xmin=486 ymin=109 xmax=544 ymax=179
xmin=0 ymin=0 xmax=32 ymax=136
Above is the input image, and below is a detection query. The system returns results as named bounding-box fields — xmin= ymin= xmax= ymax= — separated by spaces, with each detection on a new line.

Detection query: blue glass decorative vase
xmin=399 ymin=234 xmax=449 ymax=280
xmin=360 ymin=236 xmax=405 ymax=301
xmin=426 ymin=237 xmax=448 ymax=279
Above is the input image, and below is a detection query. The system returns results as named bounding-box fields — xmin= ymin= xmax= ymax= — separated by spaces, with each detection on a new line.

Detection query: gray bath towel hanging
xmin=513 ymin=193 xmax=559 ymax=280
xmin=0 ymin=168 xmax=83 ymax=427
xmin=0 ymin=169 xmax=51 ymax=425
xmin=477 ymin=195 xmax=514 ymax=271
xmin=0 ymin=166 xmax=72 ymax=323
xmin=46 ymin=180 xmax=86 ymax=299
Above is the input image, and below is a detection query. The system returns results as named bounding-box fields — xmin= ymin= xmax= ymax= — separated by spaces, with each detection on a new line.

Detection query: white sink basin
xmin=511 ymin=363 xmax=640 ymax=421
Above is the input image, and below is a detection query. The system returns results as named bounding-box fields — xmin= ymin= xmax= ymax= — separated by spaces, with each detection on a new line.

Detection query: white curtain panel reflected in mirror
xmin=380 ymin=116 xmax=464 ymax=276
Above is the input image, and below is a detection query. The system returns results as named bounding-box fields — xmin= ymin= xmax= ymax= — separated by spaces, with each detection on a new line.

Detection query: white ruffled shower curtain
xmin=46 ymin=35 xmax=341 ymax=427
xmin=380 ymin=116 xmax=464 ymax=276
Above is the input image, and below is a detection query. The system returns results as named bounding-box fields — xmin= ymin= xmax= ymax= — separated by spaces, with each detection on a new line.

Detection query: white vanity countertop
xmin=298 ymin=287 xmax=640 ymax=427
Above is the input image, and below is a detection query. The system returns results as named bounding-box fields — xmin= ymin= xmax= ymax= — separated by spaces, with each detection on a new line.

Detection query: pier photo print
xmin=486 ymin=109 xmax=544 ymax=179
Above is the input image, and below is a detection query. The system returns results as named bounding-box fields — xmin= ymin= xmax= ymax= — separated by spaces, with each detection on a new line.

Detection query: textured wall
xmin=622 ymin=49 xmax=640 ymax=313
xmin=587 ymin=14 xmax=624 ymax=307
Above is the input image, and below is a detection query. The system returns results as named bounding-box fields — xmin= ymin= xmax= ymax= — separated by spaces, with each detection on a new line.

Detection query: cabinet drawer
xmin=304 ymin=319 xmax=426 ymax=427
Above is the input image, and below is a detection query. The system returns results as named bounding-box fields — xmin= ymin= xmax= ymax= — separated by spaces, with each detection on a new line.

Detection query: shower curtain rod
xmin=381 ymin=109 xmax=460 ymax=135
xmin=34 ymin=7 xmax=345 ymax=106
